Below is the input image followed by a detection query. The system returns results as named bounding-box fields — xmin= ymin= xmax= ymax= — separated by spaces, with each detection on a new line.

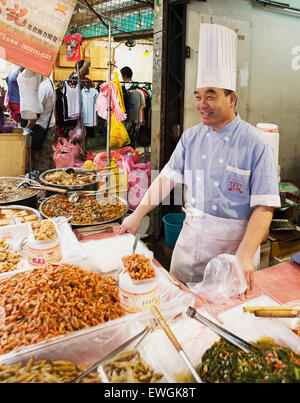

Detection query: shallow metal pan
xmin=0 ymin=177 xmax=41 ymax=207
xmin=0 ymin=205 xmax=41 ymax=224
xmin=39 ymin=191 xmax=129 ymax=227
xmin=39 ymin=168 xmax=100 ymax=191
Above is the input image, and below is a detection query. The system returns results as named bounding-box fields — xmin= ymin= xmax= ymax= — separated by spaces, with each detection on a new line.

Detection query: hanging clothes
xmin=63 ymin=83 xmax=80 ymax=120
xmin=95 ymin=73 xmax=127 ymax=122
xmin=81 ymin=87 xmax=98 ymax=127
xmin=63 ymin=33 xmax=83 ymax=62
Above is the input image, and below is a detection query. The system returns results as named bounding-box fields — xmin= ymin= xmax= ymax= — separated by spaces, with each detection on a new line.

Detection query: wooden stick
xmin=253 ymin=310 xmax=299 ymax=318
xmin=95 ymin=165 xmax=116 ymax=171
xmin=243 ymin=306 xmax=300 ymax=313
xmin=41 ymin=186 xmax=67 ymax=194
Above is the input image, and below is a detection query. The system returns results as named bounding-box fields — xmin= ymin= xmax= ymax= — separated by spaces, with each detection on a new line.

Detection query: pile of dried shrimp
xmin=0 ymin=263 xmax=124 ymax=354
xmin=122 ymin=254 xmax=155 ymax=281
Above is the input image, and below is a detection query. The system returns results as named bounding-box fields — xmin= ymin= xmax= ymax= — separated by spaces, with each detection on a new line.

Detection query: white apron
xmin=170 ymin=204 xmax=260 ymax=284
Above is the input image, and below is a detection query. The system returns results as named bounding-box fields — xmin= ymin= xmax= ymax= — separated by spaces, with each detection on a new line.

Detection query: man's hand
xmin=236 ymin=253 xmax=255 ymax=296
xmin=114 ymin=212 xmax=142 ymax=235
xmin=235 ymin=206 xmax=274 ymax=296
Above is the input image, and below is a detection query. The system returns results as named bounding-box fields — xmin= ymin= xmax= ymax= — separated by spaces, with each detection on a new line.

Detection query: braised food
xmin=0 ymin=239 xmax=21 ymax=273
xmin=0 ymin=179 xmax=37 ymax=203
xmin=43 ymin=171 xmax=97 ymax=186
xmin=31 ymin=220 xmax=56 ymax=241
xmin=0 ymin=208 xmax=38 ymax=226
xmin=41 ymin=194 xmax=126 ymax=225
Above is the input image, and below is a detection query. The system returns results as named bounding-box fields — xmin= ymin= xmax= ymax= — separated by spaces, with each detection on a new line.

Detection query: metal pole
xmin=76 ymin=62 xmax=85 ymax=156
xmin=106 ymin=20 xmax=112 ymax=168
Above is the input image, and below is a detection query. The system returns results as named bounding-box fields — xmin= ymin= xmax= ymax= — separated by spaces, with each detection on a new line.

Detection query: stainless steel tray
xmin=39 ymin=191 xmax=129 ymax=227
xmin=0 ymin=177 xmax=40 ymax=205
xmin=39 ymin=168 xmax=100 ymax=191
xmin=0 ymin=204 xmax=41 ymax=223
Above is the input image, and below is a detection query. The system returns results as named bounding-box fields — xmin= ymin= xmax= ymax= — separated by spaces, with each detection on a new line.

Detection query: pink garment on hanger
xmin=95 ymin=81 xmax=126 ymax=122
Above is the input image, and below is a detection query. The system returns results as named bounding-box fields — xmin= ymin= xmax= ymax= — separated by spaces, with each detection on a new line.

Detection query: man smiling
xmin=116 ymin=24 xmax=280 ymax=293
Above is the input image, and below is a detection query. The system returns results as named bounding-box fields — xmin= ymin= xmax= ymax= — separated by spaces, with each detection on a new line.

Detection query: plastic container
xmin=162 ymin=213 xmax=185 ymax=248
xmin=27 ymin=221 xmax=62 ymax=266
xmin=118 ymin=252 xmax=160 ymax=314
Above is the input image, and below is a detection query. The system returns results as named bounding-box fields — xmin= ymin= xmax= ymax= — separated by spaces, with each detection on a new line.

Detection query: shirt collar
xmin=206 ymin=113 xmax=241 ymax=138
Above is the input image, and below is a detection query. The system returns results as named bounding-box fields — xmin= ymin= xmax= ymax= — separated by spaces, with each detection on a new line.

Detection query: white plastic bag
xmin=187 ymin=254 xmax=247 ymax=303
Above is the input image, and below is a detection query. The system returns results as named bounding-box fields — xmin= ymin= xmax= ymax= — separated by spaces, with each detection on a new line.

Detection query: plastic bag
xmin=128 ymin=166 xmax=150 ymax=210
xmin=187 ymin=254 xmax=247 ymax=303
xmin=68 ymin=119 xmax=86 ymax=145
xmin=110 ymin=112 xmax=130 ymax=148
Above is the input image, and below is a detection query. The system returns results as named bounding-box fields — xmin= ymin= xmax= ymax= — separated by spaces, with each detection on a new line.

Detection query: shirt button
xmin=219 ymin=158 xmax=224 ymax=164
xmin=207 ymin=133 xmax=211 ymax=138
xmin=214 ymin=181 xmax=219 ymax=187
xmin=224 ymin=136 xmax=229 ymax=142
xmin=212 ymin=205 xmax=217 ymax=211
xmin=202 ymin=154 xmax=207 ymax=159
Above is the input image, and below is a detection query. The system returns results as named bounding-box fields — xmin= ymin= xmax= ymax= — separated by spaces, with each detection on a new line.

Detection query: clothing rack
xmin=120 ymin=81 xmax=152 ymax=85
xmin=54 ymin=79 xmax=105 ymax=83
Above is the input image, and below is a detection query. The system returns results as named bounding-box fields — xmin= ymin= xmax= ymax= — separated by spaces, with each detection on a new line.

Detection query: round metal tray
xmin=0 ymin=177 xmax=41 ymax=205
xmin=39 ymin=168 xmax=100 ymax=191
xmin=39 ymin=191 xmax=129 ymax=227
xmin=0 ymin=204 xmax=42 ymax=223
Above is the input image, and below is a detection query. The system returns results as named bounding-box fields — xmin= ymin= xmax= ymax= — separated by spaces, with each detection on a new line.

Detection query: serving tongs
xmin=17 ymin=179 xmax=67 ymax=194
xmin=70 ymin=320 xmax=156 ymax=383
xmin=186 ymin=307 xmax=259 ymax=355
xmin=243 ymin=305 xmax=300 ymax=318
xmin=151 ymin=305 xmax=202 ymax=383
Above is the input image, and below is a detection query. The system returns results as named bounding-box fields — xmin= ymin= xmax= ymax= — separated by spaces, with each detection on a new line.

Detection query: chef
xmin=116 ymin=23 xmax=280 ymax=293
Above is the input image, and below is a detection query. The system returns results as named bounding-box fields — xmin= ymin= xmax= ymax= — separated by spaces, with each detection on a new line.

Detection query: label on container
xmin=119 ymin=285 xmax=160 ymax=314
xmin=27 ymin=243 xmax=62 ymax=266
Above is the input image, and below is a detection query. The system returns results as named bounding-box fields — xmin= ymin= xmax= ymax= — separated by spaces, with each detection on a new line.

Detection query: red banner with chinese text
xmin=0 ymin=0 xmax=77 ymax=77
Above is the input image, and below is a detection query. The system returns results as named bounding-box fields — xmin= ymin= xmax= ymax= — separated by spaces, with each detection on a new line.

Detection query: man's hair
xmin=75 ymin=59 xmax=85 ymax=70
xmin=120 ymin=66 xmax=133 ymax=79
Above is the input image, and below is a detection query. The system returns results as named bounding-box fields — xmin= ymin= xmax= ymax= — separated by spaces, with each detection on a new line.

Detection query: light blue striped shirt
xmin=161 ymin=114 xmax=280 ymax=220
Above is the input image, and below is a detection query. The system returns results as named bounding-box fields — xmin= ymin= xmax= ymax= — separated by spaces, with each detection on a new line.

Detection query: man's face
xmin=194 ymin=87 xmax=236 ymax=130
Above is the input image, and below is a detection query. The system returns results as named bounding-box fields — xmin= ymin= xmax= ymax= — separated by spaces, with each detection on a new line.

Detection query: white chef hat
xmin=196 ymin=23 xmax=237 ymax=91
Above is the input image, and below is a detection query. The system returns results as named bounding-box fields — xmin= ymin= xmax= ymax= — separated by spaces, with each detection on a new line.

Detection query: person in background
xmin=5 ymin=66 xmax=27 ymax=125
xmin=120 ymin=66 xmax=133 ymax=89
xmin=67 ymin=59 xmax=94 ymax=138
xmin=28 ymin=77 xmax=56 ymax=172
xmin=116 ymin=24 xmax=281 ymax=295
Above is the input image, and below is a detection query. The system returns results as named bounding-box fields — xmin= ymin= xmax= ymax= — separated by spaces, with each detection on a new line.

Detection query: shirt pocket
xmin=222 ymin=165 xmax=251 ymax=201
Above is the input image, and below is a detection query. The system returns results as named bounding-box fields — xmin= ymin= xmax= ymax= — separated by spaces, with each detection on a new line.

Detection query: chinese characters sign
xmin=0 ymin=0 xmax=77 ymax=76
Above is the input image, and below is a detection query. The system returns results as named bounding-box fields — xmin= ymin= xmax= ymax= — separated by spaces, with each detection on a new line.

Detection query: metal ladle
xmin=67 ymin=185 xmax=119 ymax=203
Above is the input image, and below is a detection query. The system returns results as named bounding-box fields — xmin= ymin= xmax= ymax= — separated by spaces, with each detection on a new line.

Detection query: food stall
xmin=0 ymin=169 xmax=299 ymax=384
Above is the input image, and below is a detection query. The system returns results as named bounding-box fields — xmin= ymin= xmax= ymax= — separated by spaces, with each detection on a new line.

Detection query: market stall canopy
xmin=69 ymin=0 xmax=154 ymax=40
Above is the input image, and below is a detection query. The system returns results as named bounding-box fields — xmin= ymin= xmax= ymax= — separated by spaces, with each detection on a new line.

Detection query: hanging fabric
xmin=95 ymin=73 xmax=127 ymax=122
xmin=81 ymin=87 xmax=98 ymax=127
